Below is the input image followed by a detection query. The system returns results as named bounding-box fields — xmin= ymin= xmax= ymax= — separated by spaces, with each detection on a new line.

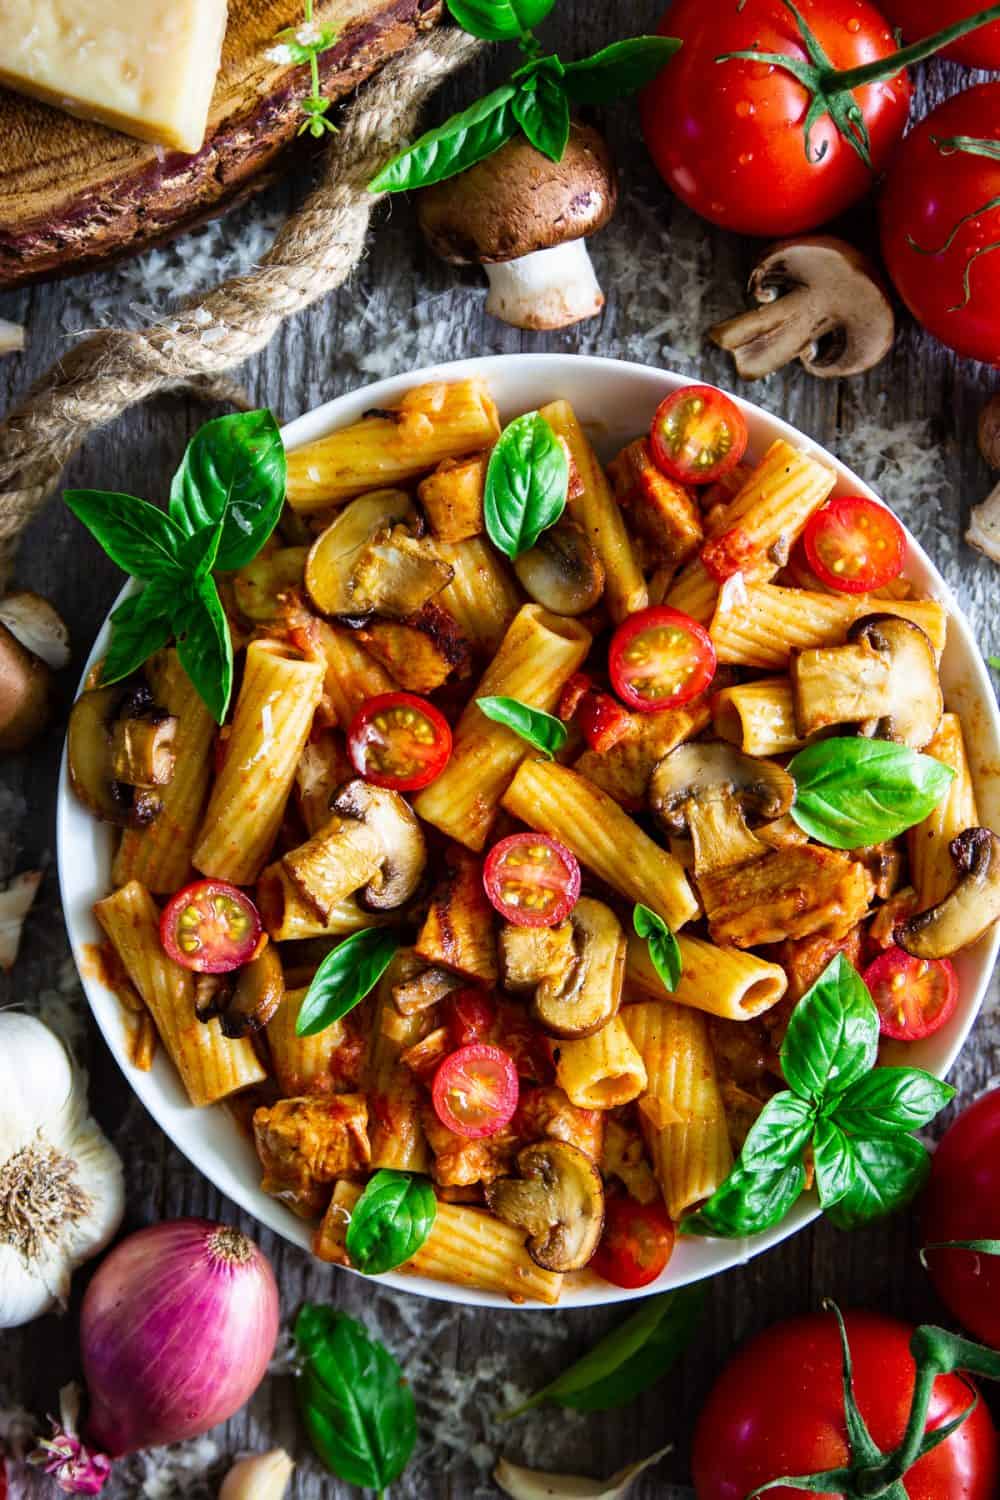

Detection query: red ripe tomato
xmin=882 ymin=0 xmax=1000 ymax=68
xmin=347 ymin=691 xmax=452 ymax=791
xmin=803 ymin=496 xmax=907 ymax=594
xmin=431 ymin=1043 xmax=519 ymax=1139
xmin=483 ymin=833 xmax=581 ymax=928
xmin=641 ymin=0 xmax=911 ymax=237
xmin=922 ymin=1089 xmax=1000 ymax=1347
xmin=558 ymin=673 xmax=632 ymax=754
xmin=881 ymin=84 xmax=1000 ymax=364
xmin=442 ymin=988 xmax=498 ymax=1049
xmin=650 ymin=386 xmax=748 ymax=486
xmin=692 ymin=1309 xmax=999 ymax=1499
xmin=608 ymin=606 xmax=716 ymax=713
xmin=863 ymin=947 xmax=958 ymax=1041
xmin=160 ymin=880 xmax=262 ymax=974
xmin=591 ymin=1197 xmax=675 ymax=1288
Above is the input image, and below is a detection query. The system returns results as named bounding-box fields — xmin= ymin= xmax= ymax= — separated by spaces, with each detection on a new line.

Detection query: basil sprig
xmin=476 ymin=695 xmax=568 ymax=757
xmin=484 ymin=411 xmax=568 ymax=559
xmin=345 ymin=1169 xmax=438 ymax=1275
xmin=683 ymin=955 xmax=955 ymax=1240
xmin=789 ymin=737 xmax=956 ymax=849
xmin=66 ymin=410 xmax=285 ymax=723
xmin=295 ymin=928 xmax=401 ymax=1037
xmin=633 ymin=904 xmax=682 ymax=993
xmin=294 ymin=1304 xmax=416 ymax=1492
xmin=447 ymin=0 xmax=556 ymax=39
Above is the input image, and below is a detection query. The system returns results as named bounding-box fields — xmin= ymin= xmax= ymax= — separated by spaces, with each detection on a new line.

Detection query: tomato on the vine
xmin=591 ymin=1197 xmax=675 ymax=1288
xmin=922 ymin=1089 xmax=1000 ymax=1348
xmin=883 ymin=0 xmax=1000 ymax=68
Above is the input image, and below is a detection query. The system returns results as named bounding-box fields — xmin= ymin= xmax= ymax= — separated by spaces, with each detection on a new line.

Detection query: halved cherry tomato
xmin=483 ymin=833 xmax=581 ymax=928
xmin=608 ymin=605 xmax=716 ymax=713
xmin=803 ymin=496 xmax=906 ymax=595
xmin=650 ymin=385 xmax=748 ymax=486
xmin=160 ymin=880 xmax=262 ymax=974
xmin=347 ymin=691 xmax=452 ymax=791
xmin=431 ymin=1043 xmax=519 ymax=1139
xmin=863 ymin=946 xmax=958 ymax=1041
xmin=443 ymin=989 xmax=498 ymax=1049
xmin=591 ymin=1196 xmax=675 ymax=1288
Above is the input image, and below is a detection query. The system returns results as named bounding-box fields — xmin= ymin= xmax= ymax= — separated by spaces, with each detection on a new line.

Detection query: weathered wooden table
xmin=2 ymin=6 xmax=999 ymax=1496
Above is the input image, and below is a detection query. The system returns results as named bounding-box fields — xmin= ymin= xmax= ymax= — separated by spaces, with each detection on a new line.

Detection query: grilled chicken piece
xmin=517 ymin=1085 xmax=605 ymax=1163
xmin=573 ymin=690 xmax=713 ymax=808
xmin=698 ymin=844 xmax=874 ymax=949
xmin=601 ymin=1117 xmax=660 ymax=1205
xmin=418 ymin=454 xmax=487 ymax=543
xmin=607 ymin=437 xmax=704 ymax=570
xmin=422 ymin=1104 xmax=518 ymax=1187
xmin=357 ymin=601 xmax=472 ymax=692
xmin=416 ymin=845 xmax=498 ymax=985
xmin=253 ymin=1095 xmax=370 ymax=1219
xmin=759 ymin=924 xmax=864 ymax=1051
xmin=352 ymin=527 xmax=455 ymax=618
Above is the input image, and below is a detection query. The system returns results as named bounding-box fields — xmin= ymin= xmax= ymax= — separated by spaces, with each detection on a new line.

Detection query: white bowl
xmin=58 ymin=353 xmax=1000 ymax=1309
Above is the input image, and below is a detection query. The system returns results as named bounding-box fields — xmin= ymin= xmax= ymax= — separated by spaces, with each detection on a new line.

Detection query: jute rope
xmin=0 ymin=25 xmax=483 ymax=586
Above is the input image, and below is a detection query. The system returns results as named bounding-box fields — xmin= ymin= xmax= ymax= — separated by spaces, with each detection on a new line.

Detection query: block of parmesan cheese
xmin=0 ymin=1 xmax=229 ymax=154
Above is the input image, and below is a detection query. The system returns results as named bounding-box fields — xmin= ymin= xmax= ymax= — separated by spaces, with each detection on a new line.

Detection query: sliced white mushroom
xmin=514 ymin=518 xmax=605 ymax=616
xmin=708 ymin=236 xmax=895 ymax=380
xmin=0 ymin=592 xmax=70 ymax=670
xmin=501 ymin=899 xmax=624 ymax=1039
xmin=0 ymin=869 xmax=42 ymax=971
xmin=282 ymin=779 xmax=426 ymax=920
xmin=304 ymin=489 xmax=419 ymax=617
xmin=486 ymin=1140 xmax=604 ymax=1272
xmin=897 ymin=828 xmax=1000 ymax=959
xmin=494 ymin=1446 xmax=672 ymax=1500
xmin=0 ymin=319 xmax=24 ymax=356
xmin=67 ymin=680 xmax=174 ymax=826
xmin=791 ymin=614 xmax=942 ymax=748
xmin=649 ymin=741 xmax=795 ymax=876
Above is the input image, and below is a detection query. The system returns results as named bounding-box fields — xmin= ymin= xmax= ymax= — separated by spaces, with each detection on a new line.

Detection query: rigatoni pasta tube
xmin=501 ymin=759 xmax=698 ymax=930
xmin=112 ymin=649 xmax=215 ymax=894
xmin=367 ymin=954 xmax=430 ymax=1173
xmin=909 ymin=712 xmax=980 ymax=910
xmin=555 ymin=1017 xmax=648 ymax=1108
xmin=286 ymin=380 xmax=501 ymax=512
xmin=312 ymin=619 xmax=397 ymax=729
xmin=434 ymin=538 xmax=521 ymax=656
xmin=95 ymin=881 xmax=265 ymax=1107
xmin=710 ymin=583 xmax=948 ymax=670
xmin=316 ymin=1180 xmax=563 ymax=1305
xmin=267 ymin=986 xmax=345 ymax=1097
xmin=193 ymin=640 xmax=324 ymax=884
xmin=621 ymin=1000 xmax=732 ymax=1219
xmin=413 ymin=605 xmax=591 ymax=850
xmin=540 ymin=399 xmax=647 ymax=623
xmin=626 ymin=931 xmax=787 ymax=1021
xmin=712 ymin=677 xmax=806 ymax=757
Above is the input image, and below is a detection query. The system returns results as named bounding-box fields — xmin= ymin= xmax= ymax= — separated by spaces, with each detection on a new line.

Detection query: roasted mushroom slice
xmin=218 ymin=946 xmax=285 ymax=1039
xmin=330 ymin=779 xmax=427 ymax=912
xmin=110 ymin=689 xmax=178 ymax=787
xmin=649 ymin=742 xmax=795 ymax=876
xmin=500 ymin=921 xmax=576 ymax=993
xmin=304 ymin=489 xmax=418 ymax=617
xmin=897 ymin=828 xmax=1000 ymax=959
xmin=513 ymin=518 xmax=605 ymax=617
xmin=791 ymin=615 xmax=942 ymax=748
xmin=67 ymin=679 xmax=174 ymax=827
xmin=501 ymin=898 xmax=624 ymax=1040
xmin=351 ymin=527 xmax=454 ymax=618
xmin=485 ymin=1140 xmax=605 ymax=1272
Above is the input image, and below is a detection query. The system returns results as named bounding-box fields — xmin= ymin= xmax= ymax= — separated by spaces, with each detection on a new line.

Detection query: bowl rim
xmin=58 ymin=351 xmax=1000 ymax=1310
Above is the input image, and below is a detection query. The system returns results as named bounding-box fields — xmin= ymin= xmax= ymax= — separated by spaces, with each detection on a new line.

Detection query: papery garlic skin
xmin=0 ymin=1014 xmax=125 ymax=1329
xmin=218 ymin=1449 xmax=294 ymax=1500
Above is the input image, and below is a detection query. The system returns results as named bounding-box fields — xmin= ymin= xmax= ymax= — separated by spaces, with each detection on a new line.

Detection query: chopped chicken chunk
xmin=574 ymin=690 xmax=712 ymax=808
xmin=253 ymin=1095 xmax=370 ymax=1219
xmin=357 ymin=602 xmax=472 ymax=692
xmin=422 ymin=1105 xmax=518 ymax=1187
xmin=601 ymin=1118 xmax=659 ymax=1204
xmin=515 ymin=1085 xmax=605 ymax=1162
xmin=416 ymin=844 xmax=498 ymax=985
xmin=698 ymin=844 xmax=875 ymax=948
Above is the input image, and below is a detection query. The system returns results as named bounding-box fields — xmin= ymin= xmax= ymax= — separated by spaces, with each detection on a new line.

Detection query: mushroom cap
xmin=513 ymin=517 xmax=605 ymax=616
xmin=216 ymin=945 xmax=286 ymax=1039
xmin=305 ymin=489 xmax=417 ymax=618
xmin=67 ymin=680 xmax=165 ymax=827
xmin=533 ymin=897 xmax=625 ymax=1039
xmin=897 ymin=827 xmax=1000 ymax=960
xmin=485 ymin=1140 xmax=604 ymax=1272
xmin=417 ymin=123 xmax=618 ymax=266
xmin=0 ymin=622 xmax=52 ymax=753
xmin=331 ymin=779 xmax=426 ymax=911
xmin=847 ymin=614 xmax=942 ymax=749
xmin=649 ymin=741 xmax=795 ymax=836
xmin=0 ymin=591 xmax=70 ymax=670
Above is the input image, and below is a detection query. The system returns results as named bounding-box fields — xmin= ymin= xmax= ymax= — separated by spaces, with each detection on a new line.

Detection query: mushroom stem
xmin=686 ymin=798 xmax=769 ymax=876
xmin=966 ymin=477 xmax=1000 ymax=566
xmin=0 ymin=319 xmax=24 ymax=356
xmin=484 ymin=239 xmax=605 ymax=332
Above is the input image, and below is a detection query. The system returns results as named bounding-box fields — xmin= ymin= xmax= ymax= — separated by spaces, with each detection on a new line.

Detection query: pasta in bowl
xmin=58 ymin=353 xmax=1000 ymax=1308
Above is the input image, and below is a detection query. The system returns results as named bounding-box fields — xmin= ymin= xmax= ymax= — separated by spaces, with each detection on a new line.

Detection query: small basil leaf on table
xmin=294 ymin=1303 xmax=416 ymax=1492
xmin=562 ymin=36 xmax=683 ymax=104
xmin=64 ymin=489 xmax=188 ymax=581
xmin=739 ymin=1092 xmax=815 ymax=1172
xmin=345 ymin=1169 xmax=437 ymax=1275
xmin=296 ymin=928 xmax=401 ymax=1037
xmin=369 ymin=84 xmax=519 ymax=193
xmin=682 ymin=1158 xmax=807 ymax=1239
xmin=174 ymin=578 xmax=234 ymax=726
xmin=820 ymin=1132 xmax=932 ymax=1231
xmin=446 ymin=0 xmax=557 ymax=41
xmin=780 ymin=952 xmax=878 ymax=1103
xmin=789 ymin=737 xmax=956 ymax=848
xmin=512 ymin=67 xmax=570 ymax=161
xmin=168 ymin=410 xmax=286 ymax=572
xmin=484 ymin=411 xmax=569 ymax=559
xmin=101 ymin=582 xmax=177 ymax=687
xmin=832 ymin=1068 xmax=955 ymax=1136
xmin=632 ymin=904 xmax=682 ymax=992
xmin=476 ymin=695 xmax=568 ymax=757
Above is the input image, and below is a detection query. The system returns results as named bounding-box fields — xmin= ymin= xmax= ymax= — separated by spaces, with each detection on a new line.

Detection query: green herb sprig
xmin=484 ymin=410 xmax=568 ymax=559
xmin=633 ymin=904 xmax=682 ymax=993
xmin=476 ymin=695 xmax=568 ymax=757
xmin=295 ymin=928 xmax=401 ymax=1037
xmin=789 ymin=737 xmax=955 ymax=849
xmin=345 ymin=1169 xmax=437 ymax=1275
xmin=272 ymin=0 xmax=341 ymax=137
xmin=683 ymin=954 xmax=956 ymax=1240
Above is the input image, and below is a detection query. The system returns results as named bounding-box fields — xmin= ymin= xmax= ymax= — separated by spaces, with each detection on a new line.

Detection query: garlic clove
xmin=494 ymin=1446 xmax=672 ymax=1500
xmin=0 ymin=869 xmax=42 ymax=971
xmin=219 ymin=1449 xmax=295 ymax=1499
xmin=0 ymin=319 xmax=24 ymax=356
xmin=0 ymin=592 xmax=71 ymax=670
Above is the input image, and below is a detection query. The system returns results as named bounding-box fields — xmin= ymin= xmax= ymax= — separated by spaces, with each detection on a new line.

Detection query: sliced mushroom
xmin=485 ymin=1140 xmax=604 ymax=1272
xmin=897 ymin=828 xmax=1000 ymax=959
xmin=649 ymin=742 xmax=795 ymax=876
xmin=67 ymin=678 xmax=174 ymax=826
xmin=217 ymin=946 xmax=285 ymax=1039
xmin=791 ymin=614 xmax=942 ymax=748
xmin=333 ymin=779 xmax=426 ymax=912
xmin=351 ymin=527 xmax=454 ymax=618
xmin=0 ymin=592 xmax=70 ymax=670
xmin=0 ymin=319 xmax=24 ymax=356
xmin=500 ymin=921 xmax=576 ymax=993
xmin=392 ymin=965 xmax=465 ymax=1016
xmin=513 ymin=518 xmax=605 ymax=616
xmin=304 ymin=489 xmax=419 ymax=617
xmin=501 ymin=898 xmax=624 ymax=1040
xmin=110 ymin=703 xmax=178 ymax=787
xmin=708 ymin=236 xmax=895 ymax=380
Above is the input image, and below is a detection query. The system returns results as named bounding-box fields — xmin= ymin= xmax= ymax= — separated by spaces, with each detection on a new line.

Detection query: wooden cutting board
xmin=0 ymin=0 xmax=443 ymax=289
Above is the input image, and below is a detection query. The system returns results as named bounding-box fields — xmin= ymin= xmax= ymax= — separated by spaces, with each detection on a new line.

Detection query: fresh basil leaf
xmin=681 ymin=1158 xmax=806 ymax=1239
xmin=739 ymin=1092 xmax=816 ymax=1172
xmin=512 ymin=68 xmax=570 ymax=161
xmin=446 ymin=0 xmax=556 ymax=41
xmin=812 ymin=1116 xmax=857 ymax=1210
xmin=345 ymin=1170 xmax=437 ymax=1275
xmin=507 ymin=1285 xmax=705 ymax=1417
xmin=790 ymin=737 xmax=956 ymax=849
xmin=832 ymin=1068 xmax=955 ymax=1136
xmin=369 ymin=83 xmax=519 ymax=193
xmin=632 ymin=904 xmax=682 ymax=992
xmin=476 ymin=695 xmax=568 ymax=758
xmin=781 ymin=953 xmax=878 ymax=1104
xmin=174 ymin=577 xmax=234 ymax=725
xmin=484 ymin=411 xmax=569 ymax=559
xmin=64 ymin=489 xmax=186 ymax=582
xmin=294 ymin=1304 xmax=416 ymax=1491
xmin=821 ymin=1131 xmax=931 ymax=1230
xmin=101 ymin=582 xmax=177 ymax=687
xmin=168 ymin=410 xmax=286 ymax=573
xmin=296 ymin=928 xmax=401 ymax=1037
xmin=177 ymin=520 xmax=224 ymax=579
xmin=562 ymin=36 xmax=683 ymax=104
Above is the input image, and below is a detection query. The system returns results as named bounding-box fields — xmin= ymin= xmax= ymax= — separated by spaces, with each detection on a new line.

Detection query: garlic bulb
xmin=219 ymin=1449 xmax=294 ymax=1499
xmin=0 ymin=1014 xmax=124 ymax=1329
xmin=494 ymin=1446 xmax=672 ymax=1500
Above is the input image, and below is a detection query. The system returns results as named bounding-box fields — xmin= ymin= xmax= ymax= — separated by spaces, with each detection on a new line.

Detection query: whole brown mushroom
xmin=0 ymin=592 xmax=69 ymax=752
xmin=417 ymin=123 xmax=618 ymax=331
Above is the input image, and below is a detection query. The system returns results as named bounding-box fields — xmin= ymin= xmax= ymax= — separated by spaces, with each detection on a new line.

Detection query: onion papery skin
xmin=80 ymin=1218 xmax=279 ymax=1456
